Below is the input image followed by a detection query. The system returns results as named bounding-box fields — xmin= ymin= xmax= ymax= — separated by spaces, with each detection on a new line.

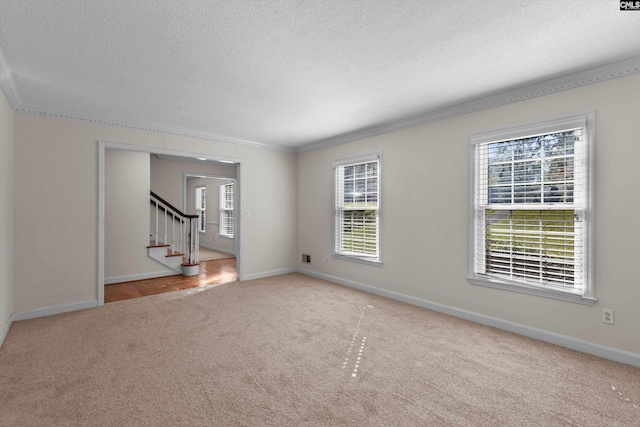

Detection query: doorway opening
xmin=98 ymin=141 xmax=243 ymax=306
xmin=183 ymin=173 xmax=237 ymax=264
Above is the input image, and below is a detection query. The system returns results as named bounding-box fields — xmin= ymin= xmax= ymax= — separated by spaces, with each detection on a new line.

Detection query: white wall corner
xmin=297 ymin=268 xmax=640 ymax=369
xmin=1 ymin=300 xmax=99 ymax=348
xmin=0 ymin=317 xmax=13 ymax=349
xmin=0 ymin=45 xmax=21 ymax=108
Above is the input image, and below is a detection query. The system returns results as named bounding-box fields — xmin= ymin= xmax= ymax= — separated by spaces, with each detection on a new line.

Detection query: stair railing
xmin=150 ymin=191 xmax=200 ymax=265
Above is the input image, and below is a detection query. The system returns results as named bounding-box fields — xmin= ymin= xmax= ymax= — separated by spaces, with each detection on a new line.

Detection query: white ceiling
xmin=1 ymin=1 xmax=640 ymax=150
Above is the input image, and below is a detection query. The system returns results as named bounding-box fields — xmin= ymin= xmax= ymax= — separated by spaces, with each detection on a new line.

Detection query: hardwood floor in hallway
xmin=105 ymin=258 xmax=236 ymax=303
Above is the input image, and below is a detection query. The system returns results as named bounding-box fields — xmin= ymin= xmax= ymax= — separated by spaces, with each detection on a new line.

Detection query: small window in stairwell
xmin=219 ymin=182 xmax=234 ymax=238
xmin=195 ymin=186 xmax=206 ymax=233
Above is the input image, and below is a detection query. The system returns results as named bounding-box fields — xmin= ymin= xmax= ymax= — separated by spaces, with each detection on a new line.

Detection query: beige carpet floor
xmin=1 ymin=273 xmax=639 ymax=426
xmin=198 ymin=247 xmax=234 ymax=261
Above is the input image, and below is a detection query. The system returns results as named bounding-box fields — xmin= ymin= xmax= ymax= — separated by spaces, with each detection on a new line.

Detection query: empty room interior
xmin=2 ymin=1 xmax=640 ymax=425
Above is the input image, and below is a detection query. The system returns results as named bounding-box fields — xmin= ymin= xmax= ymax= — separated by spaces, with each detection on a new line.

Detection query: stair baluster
xmin=149 ymin=191 xmax=199 ymax=276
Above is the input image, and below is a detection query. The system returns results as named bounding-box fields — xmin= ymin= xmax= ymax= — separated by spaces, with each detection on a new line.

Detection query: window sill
xmin=218 ymin=235 xmax=234 ymax=240
xmin=332 ymin=254 xmax=383 ymax=267
xmin=467 ymin=275 xmax=596 ymax=306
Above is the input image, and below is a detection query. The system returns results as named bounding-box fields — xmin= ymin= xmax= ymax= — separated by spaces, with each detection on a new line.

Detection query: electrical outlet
xmin=325 ymin=257 xmax=329 ymax=264
xmin=602 ymin=309 xmax=614 ymax=325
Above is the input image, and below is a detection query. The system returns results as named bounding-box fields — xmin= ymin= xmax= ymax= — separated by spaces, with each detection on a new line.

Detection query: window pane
xmin=513 ymin=184 xmax=542 ymax=203
xmin=513 ymin=161 xmax=541 ymax=184
xmin=489 ymin=164 xmax=512 ymax=185
xmin=513 ymin=136 xmax=543 ymax=161
xmin=367 ymin=162 xmax=378 ymax=177
xmin=367 ymin=178 xmax=377 ymax=192
xmin=544 ymin=131 xmax=576 ymax=156
xmin=545 ymin=157 xmax=573 ymax=182
xmin=488 ymin=141 xmax=513 ymax=163
xmin=486 ymin=132 xmax=576 ymax=206
xmin=488 ymin=186 xmax=512 ymax=204
xmin=343 ymin=180 xmax=354 ymax=206
xmin=344 ymin=165 xmax=354 ymax=179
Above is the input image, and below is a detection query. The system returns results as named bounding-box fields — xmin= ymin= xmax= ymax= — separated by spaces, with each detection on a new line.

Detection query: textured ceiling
xmin=1 ymin=1 xmax=640 ymax=149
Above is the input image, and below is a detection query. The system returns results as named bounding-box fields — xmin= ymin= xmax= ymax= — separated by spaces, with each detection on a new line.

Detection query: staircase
xmin=149 ymin=191 xmax=200 ymax=276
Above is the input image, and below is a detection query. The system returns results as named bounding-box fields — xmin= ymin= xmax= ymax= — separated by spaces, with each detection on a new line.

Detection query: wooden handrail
xmin=150 ymin=191 xmax=198 ymax=219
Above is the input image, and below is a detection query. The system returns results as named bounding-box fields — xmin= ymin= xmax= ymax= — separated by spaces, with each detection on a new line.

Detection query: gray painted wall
xmin=12 ymin=114 xmax=297 ymax=313
xmin=0 ymin=89 xmax=13 ymax=336
xmin=296 ymin=73 xmax=640 ymax=356
xmin=105 ymin=149 xmax=170 ymax=282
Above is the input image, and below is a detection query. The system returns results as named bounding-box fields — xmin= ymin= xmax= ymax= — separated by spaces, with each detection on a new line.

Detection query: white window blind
xmin=198 ymin=210 xmax=206 ymax=233
xmin=195 ymin=186 xmax=206 ymax=233
xmin=219 ymin=182 xmax=234 ymax=238
xmin=195 ymin=186 xmax=206 ymax=211
xmin=470 ymin=114 xmax=593 ymax=302
xmin=334 ymin=154 xmax=380 ymax=261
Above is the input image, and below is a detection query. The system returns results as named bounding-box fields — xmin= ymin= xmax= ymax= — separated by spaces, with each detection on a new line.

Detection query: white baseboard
xmin=10 ymin=300 xmax=98 ymax=322
xmin=298 ymin=269 xmax=640 ymax=369
xmin=0 ymin=316 xmax=12 ymax=348
xmin=104 ymin=270 xmax=179 ymax=285
xmin=242 ymin=268 xmax=297 ymax=281
xmin=199 ymin=243 xmax=235 ymax=256
xmin=0 ymin=300 xmax=98 ymax=349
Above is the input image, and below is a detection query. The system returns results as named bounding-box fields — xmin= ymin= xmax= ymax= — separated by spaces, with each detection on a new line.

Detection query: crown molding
xmin=0 ymin=45 xmax=20 ymax=108
xmin=5 ymin=53 xmax=640 ymax=154
xmin=14 ymin=105 xmax=296 ymax=153
xmin=296 ymin=55 xmax=640 ymax=153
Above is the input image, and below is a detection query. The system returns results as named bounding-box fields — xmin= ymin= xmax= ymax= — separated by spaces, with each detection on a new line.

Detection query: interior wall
xmin=12 ymin=114 xmax=297 ymax=313
xmin=105 ymin=149 xmax=170 ymax=282
xmin=186 ymin=177 xmax=236 ymax=254
xmin=0 ymin=89 xmax=14 ymax=333
xmin=297 ymin=73 xmax=640 ymax=356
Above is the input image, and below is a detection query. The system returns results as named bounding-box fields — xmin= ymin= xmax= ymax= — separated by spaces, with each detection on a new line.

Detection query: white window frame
xmin=219 ymin=182 xmax=234 ymax=239
xmin=468 ymin=113 xmax=595 ymax=305
xmin=195 ymin=186 xmax=206 ymax=233
xmin=333 ymin=153 xmax=382 ymax=266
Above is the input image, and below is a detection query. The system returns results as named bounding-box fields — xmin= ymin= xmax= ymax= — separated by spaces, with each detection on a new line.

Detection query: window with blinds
xmin=195 ymin=186 xmax=206 ymax=233
xmin=334 ymin=154 xmax=381 ymax=262
xmin=219 ymin=182 xmax=234 ymax=238
xmin=469 ymin=114 xmax=594 ymax=303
